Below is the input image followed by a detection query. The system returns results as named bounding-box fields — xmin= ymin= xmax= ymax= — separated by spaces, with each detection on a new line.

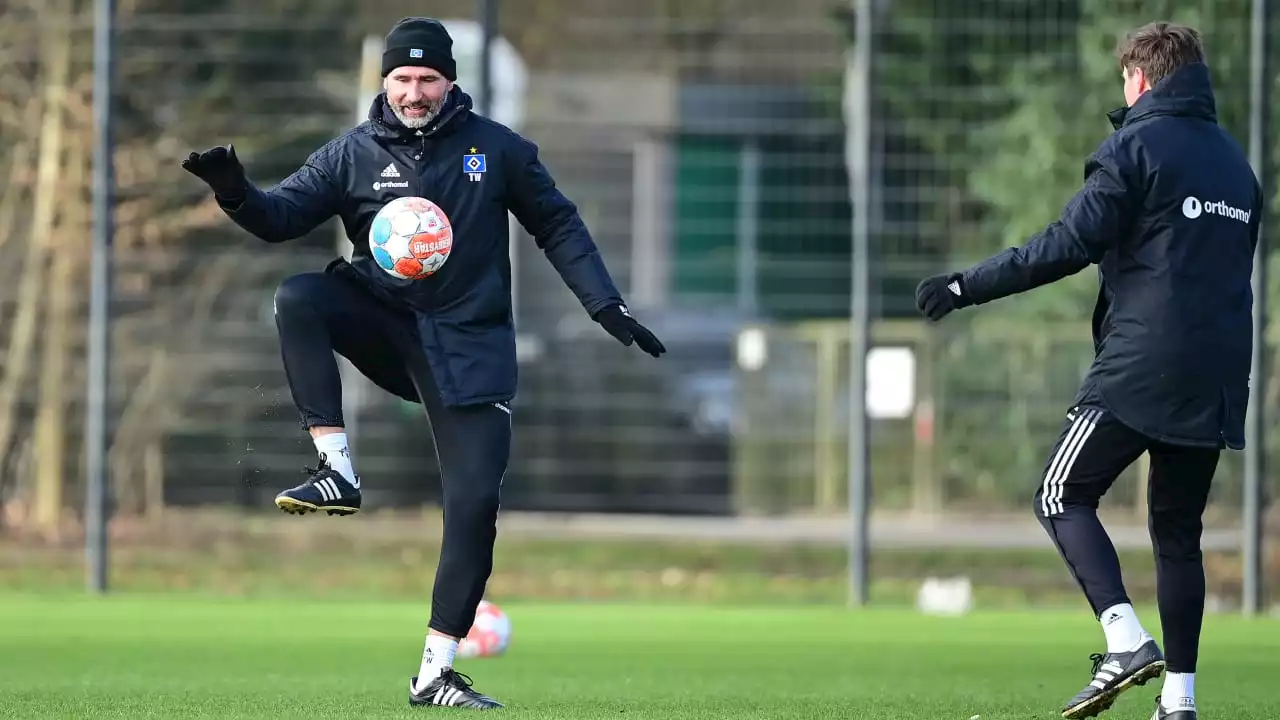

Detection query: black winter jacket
xmin=961 ymin=63 xmax=1261 ymax=449
xmin=220 ymin=88 xmax=625 ymax=407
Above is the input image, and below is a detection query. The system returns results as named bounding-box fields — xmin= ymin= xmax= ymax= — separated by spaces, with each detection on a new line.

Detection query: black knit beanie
xmin=381 ymin=17 xmax=456 ymax=80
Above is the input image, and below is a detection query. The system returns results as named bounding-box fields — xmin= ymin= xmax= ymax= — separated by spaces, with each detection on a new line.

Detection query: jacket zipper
xmin=408 ymin=104 xmax=463 ymax=195
xmin=412 ymin=131 xmax=426 ymax=196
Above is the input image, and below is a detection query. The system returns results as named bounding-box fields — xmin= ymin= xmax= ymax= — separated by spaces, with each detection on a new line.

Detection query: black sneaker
xmin=273 ymin=453 xmax=361 ymax=516
xmin=409 ymin=669 xmax=503 ymax=709
xmin=1061 ymin=639 xmax=1166 ymax=718
xmin=1150 ymin=695 xmax=1197 ymax=720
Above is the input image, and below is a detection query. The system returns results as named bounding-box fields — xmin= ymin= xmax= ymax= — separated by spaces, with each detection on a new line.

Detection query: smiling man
xmin=182 ymin=16 xmax=665 ymax=709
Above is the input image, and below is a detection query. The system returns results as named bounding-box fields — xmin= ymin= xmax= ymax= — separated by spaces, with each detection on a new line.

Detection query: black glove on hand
xmin=915 ymin=273 xmax=972 ymax=321
xmin=182 ymin=144 xmax=247 ymax=203
xmin=596 ymin=304 xmax=666 ymax=358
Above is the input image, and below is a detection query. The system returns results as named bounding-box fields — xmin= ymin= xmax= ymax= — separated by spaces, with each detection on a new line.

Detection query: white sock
xmin=313 ymin=432 xmax=358 ymax=488
xmin=1161 ymin=673 xmax=1195 ymax=711
xmin=414 ymin=634 xmax=458 ymax=692
xmin=1099 ymin=603 xmax=1152 ymax=653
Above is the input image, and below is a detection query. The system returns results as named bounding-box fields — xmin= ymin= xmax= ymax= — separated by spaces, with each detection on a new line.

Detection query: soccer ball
xmin=368 ymin=196 xmax=453 ymax=280
xmin=457 ymin=600 xmax=511 ymax=659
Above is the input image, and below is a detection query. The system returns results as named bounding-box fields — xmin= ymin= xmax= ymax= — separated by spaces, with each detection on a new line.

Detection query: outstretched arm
xmin=504 ymin=136 xmax=624 ymax=317
xmin=217 ymin=144 xmax=342 ymax=244
xmin=960 ymin=152 xmax=1135 ymax=304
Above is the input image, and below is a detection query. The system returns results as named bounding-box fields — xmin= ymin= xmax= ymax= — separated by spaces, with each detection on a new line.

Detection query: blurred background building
xmin=0 ymin=0 xmax=1276 ymax=606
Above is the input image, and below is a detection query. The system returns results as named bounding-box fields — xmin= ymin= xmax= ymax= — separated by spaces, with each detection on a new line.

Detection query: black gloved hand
xmin=595 ymin=304 xmax=666 ymax=358
xmin=915 ymin=272 xmax=972 ymax=321
xmin=182 ymin=144 xmax=248 ymax=203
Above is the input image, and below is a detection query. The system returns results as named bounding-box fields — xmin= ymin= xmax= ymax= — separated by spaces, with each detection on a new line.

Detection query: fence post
xmin=86 ymin=0 xmax=117 ymax=594
xmin=845 ymin=0 xmax=877 ymax=608
xmin=1244 ymin=0 xmax=1270 ymax=618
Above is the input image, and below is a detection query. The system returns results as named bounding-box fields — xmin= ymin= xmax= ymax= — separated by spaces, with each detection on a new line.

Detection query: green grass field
xmin=1 ymin=594 xmax=1277 ymax=719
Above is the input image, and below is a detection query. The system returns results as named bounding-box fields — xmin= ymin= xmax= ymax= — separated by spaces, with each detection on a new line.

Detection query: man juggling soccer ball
xmin=915 ymin=22 xmax=1258 ymax=720
xmin=183 ymin=17 xmax=665 ymax=709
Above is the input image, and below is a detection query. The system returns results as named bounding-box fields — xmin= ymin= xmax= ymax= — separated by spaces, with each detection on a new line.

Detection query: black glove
xmin=182 ymin=144 xmax=248 ymax=203
xmin=595 ymin=304 xmax=666 ymax=358
xmin=915 ymin=273 xmax=972 ymax=321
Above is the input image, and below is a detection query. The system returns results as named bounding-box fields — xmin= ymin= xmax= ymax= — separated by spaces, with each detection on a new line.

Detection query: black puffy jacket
xmin=221 ymin=87 xmax=625 ymax=407
xmin=961 ymin=63 xmax=1261 ymax=449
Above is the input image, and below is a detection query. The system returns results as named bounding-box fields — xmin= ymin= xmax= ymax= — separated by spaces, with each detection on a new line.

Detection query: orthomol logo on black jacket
xmin=1181 ymin=196 xmax=1251 ymax=223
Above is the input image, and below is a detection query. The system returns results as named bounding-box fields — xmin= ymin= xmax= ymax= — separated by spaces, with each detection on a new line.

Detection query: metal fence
xmin=0 ymin=0 xmax=1277 ymax=536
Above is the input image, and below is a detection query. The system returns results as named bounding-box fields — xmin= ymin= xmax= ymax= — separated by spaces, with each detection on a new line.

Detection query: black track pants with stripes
xmin=273 ymin=270 xmax=510 ymax=639
xmin=1033 ymin=402 xmax=1219 ymax=673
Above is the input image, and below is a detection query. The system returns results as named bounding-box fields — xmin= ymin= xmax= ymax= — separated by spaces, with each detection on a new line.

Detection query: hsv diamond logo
xmin=463 ymin=148 xmax=486 ymax=183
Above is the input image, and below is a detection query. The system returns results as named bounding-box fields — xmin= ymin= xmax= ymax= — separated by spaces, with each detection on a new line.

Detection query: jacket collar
xmin=1107 ymin=62 xmax=1217 ymax=130
xmin=370 ymin=86 xmax=473 ymax=141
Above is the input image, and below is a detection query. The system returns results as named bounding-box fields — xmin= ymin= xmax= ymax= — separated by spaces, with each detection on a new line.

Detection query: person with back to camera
xmin=914 ymin=22 xmax=1259 ymax=720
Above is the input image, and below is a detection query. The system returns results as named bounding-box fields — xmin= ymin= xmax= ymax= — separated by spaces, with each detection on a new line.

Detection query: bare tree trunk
xmin=109 ymin=253 xmax=238 ymax=515
xmin=26 ymin=0 xmax=75 ymax=531
xmin=7 ymin=435 xmax=35 ymax=531
xmin=33 ymin=122 xmax=86 ymax=532
xmin=144 ymin=440 xmax=164 ymax=519
xmin=0 ymin=146 xmax=34 ymax=521
xmin=0 ymin=142 xmax=34 ymax=253
xmin=0 ymin=2 xmax=73 ymax=531
xmin=110 ymin=351 xmax=168 ymax=515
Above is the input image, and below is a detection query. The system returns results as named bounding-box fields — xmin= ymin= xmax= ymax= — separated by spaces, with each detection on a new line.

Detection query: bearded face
xmin=384 ymin=67 xmax=452 ymax=129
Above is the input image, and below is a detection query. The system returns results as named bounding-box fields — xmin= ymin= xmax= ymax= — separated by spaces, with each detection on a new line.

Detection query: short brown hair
xmin=1116 ymin=22 xmax=1205 ymax=86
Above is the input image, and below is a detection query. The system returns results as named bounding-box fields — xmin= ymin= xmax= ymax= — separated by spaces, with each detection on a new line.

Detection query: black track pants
xmin=273 ymin=270 xmax=510 ymax=638
xmin=1033 ymin=403 xmax=1219 ymax=673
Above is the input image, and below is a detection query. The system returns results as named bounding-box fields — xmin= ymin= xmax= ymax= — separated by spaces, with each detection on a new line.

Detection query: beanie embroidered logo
xmin=381 ymin=18 xmax=457 ymax=80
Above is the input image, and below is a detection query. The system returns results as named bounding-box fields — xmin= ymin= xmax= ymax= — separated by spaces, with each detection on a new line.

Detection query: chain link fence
xmin=0 ymin=0 xmax=1276 ymax=539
